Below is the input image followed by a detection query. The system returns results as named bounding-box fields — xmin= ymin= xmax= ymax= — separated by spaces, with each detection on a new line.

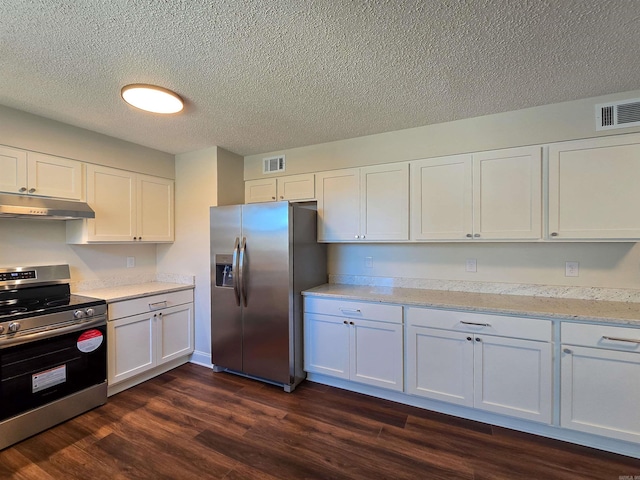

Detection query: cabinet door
xmin=561 ymin=345 xmax=640 ymax=442
xmin=304 ymin=313 xmax=350 ymax=379
xmin=406 ymin=326 xmax=474 ymax=406
xmin=277 ymin=173 xmax=315 ymax=201
xmin=108 ymin=313 xmax=155 ymax=384
xmin=360 ymin=163 xmax=409 ymax=241
xmin=27 ymin=152 xmax=83 ymax=200
xmin=137 ymin=174 xmax=174 ymax=242
xmin=549 ymin=135 xmax=640 ymax=239
xmin=157 ymin=303 xmax=194 ymax=365
xmin=86 ymin=165 xmax=136 ymax=241
xmin=474 ymin=335 xmax=552 ymax=423
xmin=245 ymin=178 xmax=276 ymax=203
xmin=473 ymin=146 xmax=541 ymax=240
xmin=316 ymin=169 xmax=360 ymax=242
xmin=350 ymin=318 xmax=403 ymax=391
xmin=410 ymin=155 xmax=473 ymax=240
xmin=0 ymin=146 xmax=27 ymax=193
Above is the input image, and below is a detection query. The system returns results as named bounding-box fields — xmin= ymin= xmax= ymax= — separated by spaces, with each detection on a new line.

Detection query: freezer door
xmin=210 ymin=205 xmax=243 ymax=372
xmin=241 ymin=202 xmax=292 ymax=384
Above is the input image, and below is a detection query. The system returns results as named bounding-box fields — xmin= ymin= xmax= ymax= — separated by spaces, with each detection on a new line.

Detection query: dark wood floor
xmin=1 ymin=363 xmax=638 ymax=479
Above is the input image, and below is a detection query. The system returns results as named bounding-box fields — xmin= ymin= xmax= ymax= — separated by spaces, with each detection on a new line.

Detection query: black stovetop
xmin=0 ymin=284 xmax=105 ymax=322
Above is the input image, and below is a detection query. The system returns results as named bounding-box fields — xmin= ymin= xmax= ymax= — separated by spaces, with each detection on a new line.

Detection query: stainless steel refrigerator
xmin=210 ymin=201 xmax=327 ymax=392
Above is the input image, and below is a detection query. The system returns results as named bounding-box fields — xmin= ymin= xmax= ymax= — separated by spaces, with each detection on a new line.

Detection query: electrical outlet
xmin=365 ymin=256 xmax=373 ymax=268
xmin=466 ymin=259 xmax=477 ymax=273
xmin=127 ymin=256 xmax=135 ymax=268
xmin=565 ymin=261 xmax=579 ymax=277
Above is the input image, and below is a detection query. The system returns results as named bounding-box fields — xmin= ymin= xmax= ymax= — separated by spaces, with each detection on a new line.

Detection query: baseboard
xmin=189 ymin=350 xmax=212 ymax=368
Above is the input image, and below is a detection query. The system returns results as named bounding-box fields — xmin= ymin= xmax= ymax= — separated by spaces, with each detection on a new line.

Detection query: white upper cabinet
xmin=473 ymin=146 xmax=541 ymax=240
xmin=0 ymin=146 xmax=28 ymax=193
xmin=245 ymin=178 xmax=276 ymax=203
xmin=67 ymin=164 xmax=174 ymax=243
xmin=360 ymin=163 xmax=409 ymax=241
xmin=316 ymin=168 xmax=361 ymax=241
xmin=137 ymin=174 xmax=175 ymax=242
xmin=410 ymin=154 xmax=473 ymax=240
xmin=316 ymin=164 xmax=409 ymax=242
xmin=410 ymin=146 xmax=541 ymax=241
xmin=548 ymin=133 xmax=640 ymax=240
xmin=245 ymin=174 xmax=315 ymax=203
xmin=0 ymin=147 xmax=83 ymax=200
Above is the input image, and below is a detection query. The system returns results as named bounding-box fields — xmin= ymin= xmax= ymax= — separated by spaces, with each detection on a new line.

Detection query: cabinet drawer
xmin=407 ymin=307 xmax=551 ymax=342
xmin=304 ymin=297 xmax=402 ymax=324
xmin=562 ymin=322 xmax=640 ymax=352
xmin=109 ymin=289 xmax=194 ymax=320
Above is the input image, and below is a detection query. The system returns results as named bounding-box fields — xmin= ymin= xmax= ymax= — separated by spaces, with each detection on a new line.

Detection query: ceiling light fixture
xmin=121 ymin=84 xmax=184 ymax=114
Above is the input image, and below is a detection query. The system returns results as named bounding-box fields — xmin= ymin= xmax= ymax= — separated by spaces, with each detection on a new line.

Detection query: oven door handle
xmin=0 ymin=316 xmax=107 ymax=349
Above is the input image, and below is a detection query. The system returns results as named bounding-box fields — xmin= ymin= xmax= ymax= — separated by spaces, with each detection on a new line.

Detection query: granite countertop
xmin=303 ymin=284 xmax=640 ymax=327
xmin=77 ymin=282 xmax=194 ymax=303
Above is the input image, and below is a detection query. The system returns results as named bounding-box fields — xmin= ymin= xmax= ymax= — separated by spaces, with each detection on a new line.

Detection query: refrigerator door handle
xmin=239 ymin=236 xmax=247 ymax=307
xmin=232 ymin=237 xmax=241 ymax=306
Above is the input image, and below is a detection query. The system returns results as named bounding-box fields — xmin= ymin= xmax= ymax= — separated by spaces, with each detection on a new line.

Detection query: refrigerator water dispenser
xmin=215 ymin=254 xmax=234 ymax=288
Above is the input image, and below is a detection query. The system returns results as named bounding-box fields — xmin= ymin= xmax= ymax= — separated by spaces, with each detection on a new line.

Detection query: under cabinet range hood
xmin=0 ymin=193 xmax=95 ymax=220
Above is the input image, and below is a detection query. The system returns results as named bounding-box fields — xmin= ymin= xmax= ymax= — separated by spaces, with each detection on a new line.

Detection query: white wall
xmin=0 ymin=105 xmax=175 ymax=178
xmin=330 ymin=242 xmax=640 ymax=289
xmin=0 ymin=219 xmax=157 ymax=282
xmin=245 ymin=89 xmax=640 ymax=290
xmin=157 ymin=146 xmax=244 ymax=364
xmin=244 ymin=89 xmax=640 ymax=179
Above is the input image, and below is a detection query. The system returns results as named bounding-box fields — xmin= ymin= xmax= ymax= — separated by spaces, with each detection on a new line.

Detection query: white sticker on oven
xmin=32 ymin=365 xmax=66 ymax=393
xmin=77 ymin=329 xmax=103 ymax=353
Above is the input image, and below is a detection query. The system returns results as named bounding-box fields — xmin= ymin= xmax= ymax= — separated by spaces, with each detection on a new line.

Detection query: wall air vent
xmin=263 ymin=155 xmax=286 ymax=174
xmin=596 ymin=98 xmax=640 ymax=131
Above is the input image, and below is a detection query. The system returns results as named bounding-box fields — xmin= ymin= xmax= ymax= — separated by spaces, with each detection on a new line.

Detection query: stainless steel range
xmin=0 ymin=265 xmax=107 ymax=450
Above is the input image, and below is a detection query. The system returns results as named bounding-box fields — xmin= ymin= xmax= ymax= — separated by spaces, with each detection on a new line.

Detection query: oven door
xmin=0 ymin=317 xmax=107 ymax=421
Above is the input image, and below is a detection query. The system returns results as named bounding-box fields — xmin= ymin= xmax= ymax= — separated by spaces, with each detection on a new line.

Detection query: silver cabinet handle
xmin=271 ymin=196 xmax=275 ymax=200
xmin=361 ymin=235 xmax=365 ymax=239
xmin=550 ymin=232 xmax=559 ymax=237
xmin=460 ymin=321 xmax=490 ymax=327
xmin=602 ymin=336 xmax=640 ymax=344
xmin=563 ymin=348 xmax=572 ymax=354
xmin=19 ymin=187 xmax=27 ymax=192
xmin=149 ymin=301 xmax=168 ymax=310
xmin=473 ymin=233 xmax=480 ymax=238
xmin=339 ymin=308 xmax=361 ymax=315
xmin=466 ymin=233 xmax=472 ymax=238
xmin=28 ymin=188 xmax=36 ymax=193
xmin=354 ymin=235 xmax=360 ymax=239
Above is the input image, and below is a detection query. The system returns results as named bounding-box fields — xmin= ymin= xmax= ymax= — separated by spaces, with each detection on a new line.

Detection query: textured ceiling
xmin=1 ymin=1 xmax=639 ymax=156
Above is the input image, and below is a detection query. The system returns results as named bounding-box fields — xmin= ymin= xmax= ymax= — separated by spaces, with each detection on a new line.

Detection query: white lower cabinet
xmin=107 ymin=289 xmax=194 ymax=392
xmin=406 ymin=307 xmax=553 ymax=423
xmin=304 ymin=298 xmax=403 ymax=391
xmin=560 ymin=322 xmax=640 ymax=443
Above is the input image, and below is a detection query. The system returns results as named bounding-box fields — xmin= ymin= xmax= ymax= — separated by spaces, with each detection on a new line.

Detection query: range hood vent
xmin=0 ymin=194 xmax=95 ymax=220
xmin=596 ymin=98 xmax=640 ymax=131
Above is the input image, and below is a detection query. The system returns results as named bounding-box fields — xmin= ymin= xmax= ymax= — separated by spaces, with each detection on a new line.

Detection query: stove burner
xmin=0 ymin=306 xmax=27 ymax=316
xmin=44 ymin=297 xmax=71 ymax=307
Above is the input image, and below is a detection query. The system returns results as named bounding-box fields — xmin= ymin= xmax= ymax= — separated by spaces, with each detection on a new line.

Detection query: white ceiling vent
xmin=263 ymin=155 xmax=285 ymax=174
xmin=595 ymin=98 xmax=640 ymax=131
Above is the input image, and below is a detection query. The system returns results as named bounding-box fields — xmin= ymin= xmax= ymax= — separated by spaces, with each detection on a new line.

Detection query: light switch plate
xmin=565 ymin=261 xmax=579 ymax=277
xmin=466 ymin=259 xmax=477 ymax=273
xmin=127 ymin=256 xmax=135 ymax=268
xmin=365 ymin=256 xmax=373 ymax=268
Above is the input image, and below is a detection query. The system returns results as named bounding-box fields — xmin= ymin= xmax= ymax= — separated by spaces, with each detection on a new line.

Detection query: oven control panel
xmin=0 ymin=271 xmax=36 ymax=282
